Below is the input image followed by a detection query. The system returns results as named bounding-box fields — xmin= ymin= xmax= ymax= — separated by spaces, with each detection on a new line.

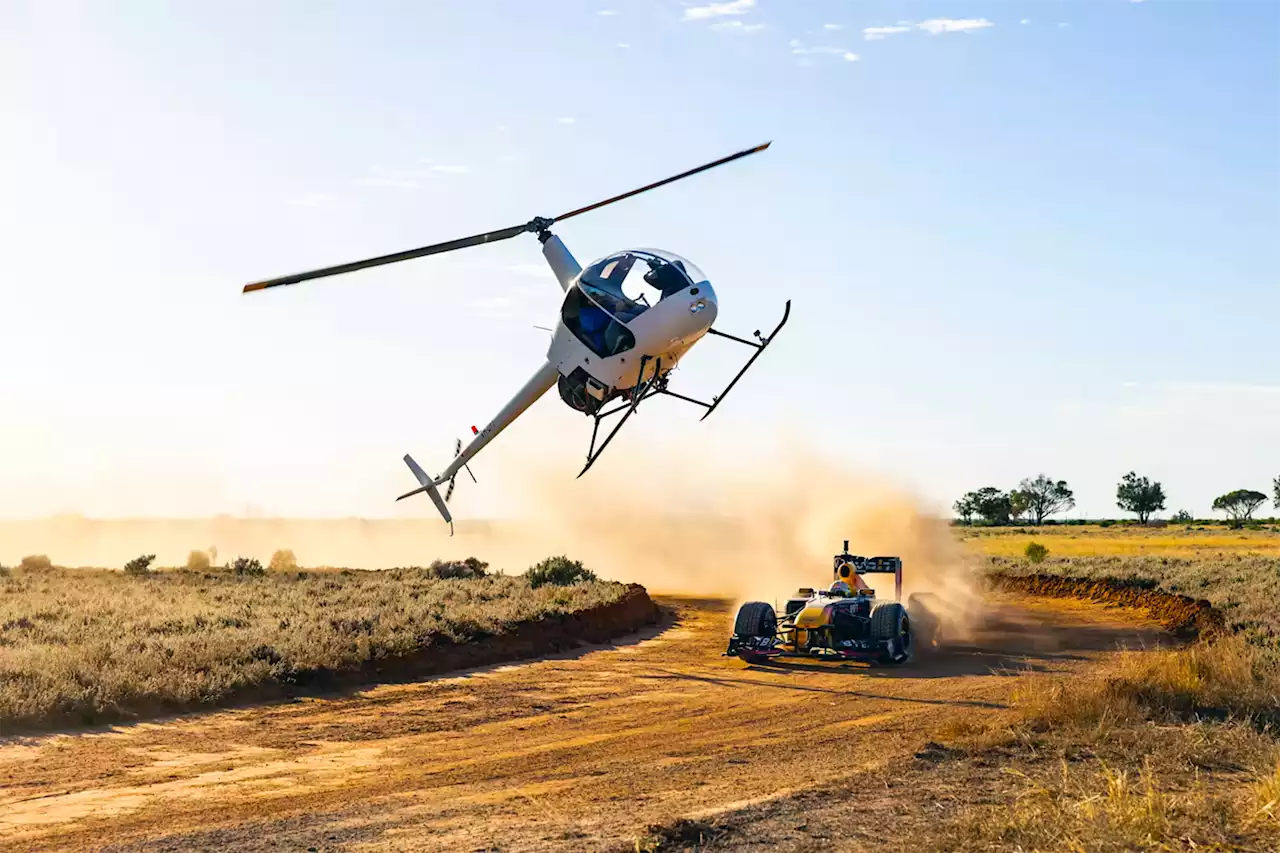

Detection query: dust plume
xmin=498 ymin=442 xmax=982 ymax=633
xmin=0 ymin=442 xmax=981 ymax=635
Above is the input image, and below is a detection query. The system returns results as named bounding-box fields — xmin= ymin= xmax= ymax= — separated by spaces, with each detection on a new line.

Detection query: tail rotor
xmin=443 ymin=438 xmax=477 ymax=502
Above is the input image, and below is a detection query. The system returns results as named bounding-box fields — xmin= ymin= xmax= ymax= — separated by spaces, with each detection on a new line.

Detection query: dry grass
xmin=984 ymin=552 xmax=1280 ymax=645
xmin=0 ymin=565 xmax=628 ymax=731
xmin=930 ymin=639 xmax=1280 ymax=852
xmin=960 ymin=522 xmax=1280 ymax=558
xmin=1013 ymin=636 xmax=1280 ymax=730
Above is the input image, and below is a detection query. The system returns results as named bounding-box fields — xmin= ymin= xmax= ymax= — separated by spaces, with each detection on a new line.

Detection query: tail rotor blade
xmin=552 ymin=141 xmax=771 ymax=224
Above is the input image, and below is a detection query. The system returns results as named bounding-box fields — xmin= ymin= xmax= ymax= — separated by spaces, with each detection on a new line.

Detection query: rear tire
xmin=870 ymin=602 xmax=912 ymax=666
xmin=734 ymin=601 xmax=777 ymax=638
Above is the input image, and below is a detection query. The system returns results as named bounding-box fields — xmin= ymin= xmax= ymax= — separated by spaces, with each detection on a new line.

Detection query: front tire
xmin=870 ymin=602 xmax=912 ymax=666
xmin=734 ymin=601 xmax=777 ymax=638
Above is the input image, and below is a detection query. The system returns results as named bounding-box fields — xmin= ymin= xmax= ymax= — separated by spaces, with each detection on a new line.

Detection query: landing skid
xmin=576 ymin=300 xmax=791 ymax=477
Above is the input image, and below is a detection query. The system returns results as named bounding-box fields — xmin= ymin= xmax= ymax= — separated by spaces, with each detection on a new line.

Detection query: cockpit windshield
xmin=563 ymin=249 xmax=709 ymax=358
xmin=576 ymin=249 xmax=708 ymax=322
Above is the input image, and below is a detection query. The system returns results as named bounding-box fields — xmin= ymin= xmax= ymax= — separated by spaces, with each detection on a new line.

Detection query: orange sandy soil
xmin=0 ymin=595 xmax=1167 ymax=853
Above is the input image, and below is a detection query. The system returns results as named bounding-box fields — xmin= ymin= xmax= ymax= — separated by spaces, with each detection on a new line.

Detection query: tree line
xmin=953 ymin=473 xmax=1280 ymax=526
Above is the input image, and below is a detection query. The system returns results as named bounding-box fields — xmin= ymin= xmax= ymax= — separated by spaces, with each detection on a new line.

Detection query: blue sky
xmin=1 ymin=0 xmax=1277 ymax=520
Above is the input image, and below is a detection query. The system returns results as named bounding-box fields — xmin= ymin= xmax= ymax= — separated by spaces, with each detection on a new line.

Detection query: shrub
xmin=19 ymin=554 xmax=53 ymax=571
xmin=429 ymin=557 xmax=489 ymax=579
xmin=0 ymin=564 xmax=9 ymax=578
xmin=1171 ymin=510 xmax=1193 ymax=523
xmin=268 ymin=549 xmax=298 ymax=572
xmin=123 ymin=554 xmax=156 ymax=576
xmin=1099 ymin=520 xmax=1116 ymax=528
xmin=186 ymin=550 xmax=212 ymax=571
xmin=1024 ymin=542 xmax=1049 ymax=564
xmin=526 ymin=555 xmax=597 ymax=588
xmin=231 ymin=556 xmax=265 ymax=577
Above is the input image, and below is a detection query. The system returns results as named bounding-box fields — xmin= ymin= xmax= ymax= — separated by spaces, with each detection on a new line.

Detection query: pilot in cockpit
xmin=643 ymin=258 xmax=691 ymax=298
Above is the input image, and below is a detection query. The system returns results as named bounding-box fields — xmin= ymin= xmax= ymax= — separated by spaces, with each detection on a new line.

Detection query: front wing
xmin=724 ymin=628 xmax=895 ymax=662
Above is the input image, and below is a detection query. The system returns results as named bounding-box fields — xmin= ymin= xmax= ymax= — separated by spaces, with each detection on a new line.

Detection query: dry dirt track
xmin=0 ymin=594 xmax=1168 ymax=853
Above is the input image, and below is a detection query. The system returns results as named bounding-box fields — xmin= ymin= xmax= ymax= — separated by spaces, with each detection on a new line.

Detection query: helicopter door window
xmin=561 ymin=287 xmax=635 ymax=358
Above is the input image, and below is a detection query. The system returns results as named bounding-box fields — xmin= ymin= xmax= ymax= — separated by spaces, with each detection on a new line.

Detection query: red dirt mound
xmin=987 ymin=573 xmax=1225 ymax=640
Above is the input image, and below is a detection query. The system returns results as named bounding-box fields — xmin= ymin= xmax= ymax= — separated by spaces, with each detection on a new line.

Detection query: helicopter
xmin=243 ymin=142 xmax=788 ymax=532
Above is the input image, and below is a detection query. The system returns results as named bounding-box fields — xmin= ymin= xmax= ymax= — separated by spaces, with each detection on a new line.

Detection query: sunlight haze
xmin=2 ymin=0 xmax=1277 ymax=522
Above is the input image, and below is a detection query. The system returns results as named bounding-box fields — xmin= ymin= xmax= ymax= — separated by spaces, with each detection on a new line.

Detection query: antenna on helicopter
xmin=242 ymin=142 xmax=771 ymax=293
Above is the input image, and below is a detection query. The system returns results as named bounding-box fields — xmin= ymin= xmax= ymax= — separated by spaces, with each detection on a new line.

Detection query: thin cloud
xmin=711 ymin=20 xmax=765 ymax=32
xmin=1057 ymin=22 xmax=1070 ymax=28
xmin=863 ymin=25 xmax=911 ymax=41
xmin=598 ymin=9 xmax=619 ymax=15
xmin=616 ymin=42 xmax=631 ymax=48
xmin=1020 ymin=18 xmax=1031 ymax=25
xmin=790 ymin=40 xmax=858 ymax=62
xmin=683 ymin=0 xmax=753 ymax=21
xmin=823 ymin=23 xmax=842 ymax=31
xmin=917 ymin=18 xmax=994 ymax=35
xmin=431 ymin=164 xmax=468 ymax=174
xmin=558 ymin=116 xmax=577 ymax=125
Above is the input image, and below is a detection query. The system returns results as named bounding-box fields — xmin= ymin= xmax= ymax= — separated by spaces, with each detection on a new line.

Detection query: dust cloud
xmin=497 ymin=443 xmax=984 ymax=633
xmin=0 ymin=443 xmax=981 ymax=633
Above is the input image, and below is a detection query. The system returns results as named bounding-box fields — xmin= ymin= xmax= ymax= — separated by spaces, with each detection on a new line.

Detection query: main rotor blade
xmin=243 ymin=222 xmax=531 ymax=293
xmin=552 ymin=141 xmax=771 ymax=224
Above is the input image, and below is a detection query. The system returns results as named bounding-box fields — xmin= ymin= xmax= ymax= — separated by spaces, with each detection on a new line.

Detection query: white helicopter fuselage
xmin=542 ymin=235 xmax=718 ymax=392
xmin=428 ymin=235 xmax=719 ymax=490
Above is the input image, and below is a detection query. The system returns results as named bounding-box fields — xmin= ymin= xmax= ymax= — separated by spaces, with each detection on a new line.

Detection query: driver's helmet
xmin=828 ymin=580 xmax=852 ymax=596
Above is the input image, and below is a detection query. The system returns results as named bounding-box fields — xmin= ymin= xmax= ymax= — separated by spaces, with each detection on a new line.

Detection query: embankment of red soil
xmin=5 ymin=584 xmax=660 ymax=735
xmin=987 ymin=572 xmax=1225 ymax=640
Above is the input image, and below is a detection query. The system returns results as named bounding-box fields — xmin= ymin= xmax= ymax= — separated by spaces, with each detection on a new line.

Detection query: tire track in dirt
xmin=0 ymin=594 xmax=1169 ymax=853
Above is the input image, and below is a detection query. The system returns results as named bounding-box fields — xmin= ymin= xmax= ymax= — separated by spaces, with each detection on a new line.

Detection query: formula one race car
xmin=725 ymin=541 xmax=940 ymax=667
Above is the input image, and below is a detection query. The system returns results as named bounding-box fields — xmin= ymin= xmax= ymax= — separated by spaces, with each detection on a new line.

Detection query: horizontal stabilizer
xmin=397 ymin=454 xmax=453 ymax=530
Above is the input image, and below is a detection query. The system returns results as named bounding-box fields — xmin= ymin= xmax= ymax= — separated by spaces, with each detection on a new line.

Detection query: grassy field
xmin=959 ymin=522 xmax=1280 ymax=558
xmin=0 ymin=564 xmax=631 ymax=732
xmin=961 ymin=524 xmax=1280 ymax=645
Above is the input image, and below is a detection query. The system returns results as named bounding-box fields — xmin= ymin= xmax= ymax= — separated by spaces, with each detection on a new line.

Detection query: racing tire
xmin=734 ymin=601 xmax=777 ymax=638
xmin=869 ymin=602 xmax=912 ymax=666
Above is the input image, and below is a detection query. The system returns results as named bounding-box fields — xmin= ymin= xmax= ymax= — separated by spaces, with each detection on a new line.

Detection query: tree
xmin=1008 ymin=490 xmax=1031 ymax=523
xmin=268 ymin=549 xmax=298 ymax=572
xmin=526 ymin=556 xmax=598 ymax=588
xmin=186 ymin=550 xmax=211 ymax=571
xmin=1212 ymin=489 xmax=1268 ymax=525
xmin=124 ymin=554 xmax=156 ymax=576
xmin=231 ymin=556 xmax=265 ymax=576
xmin=1116 ymin=472 xmax=1166 ymax=523
xmin=972 ymin=487 xmax=1013 ymax=525
xmin=1274 ymin=475 xmax=1280 ymax=510
xmin=952 ymin=494 xmax=977 ymax=524
xmin=1016 ymin=474 xmax=1076 ymax=525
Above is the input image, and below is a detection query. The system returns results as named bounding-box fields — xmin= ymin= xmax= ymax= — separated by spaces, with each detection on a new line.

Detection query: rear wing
xmin=833 ymin=540 xmax=903 ymax=601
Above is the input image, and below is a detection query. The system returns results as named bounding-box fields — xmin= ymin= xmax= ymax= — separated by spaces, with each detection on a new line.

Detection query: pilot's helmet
xmin=829 ymin=580 xmax=851 ymax=596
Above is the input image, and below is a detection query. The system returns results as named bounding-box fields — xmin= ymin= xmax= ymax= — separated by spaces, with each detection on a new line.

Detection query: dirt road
xmin=0 ymin=595 xmax=1166 ymax=853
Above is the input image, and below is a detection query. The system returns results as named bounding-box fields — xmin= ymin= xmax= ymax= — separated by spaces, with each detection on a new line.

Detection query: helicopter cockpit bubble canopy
xmin=573 ymin=249 xmax=710 ymax=322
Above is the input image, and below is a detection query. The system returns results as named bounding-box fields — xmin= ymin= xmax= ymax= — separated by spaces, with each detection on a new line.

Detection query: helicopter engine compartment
xmin=556 ymin=367 xmax=616 ymax=415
